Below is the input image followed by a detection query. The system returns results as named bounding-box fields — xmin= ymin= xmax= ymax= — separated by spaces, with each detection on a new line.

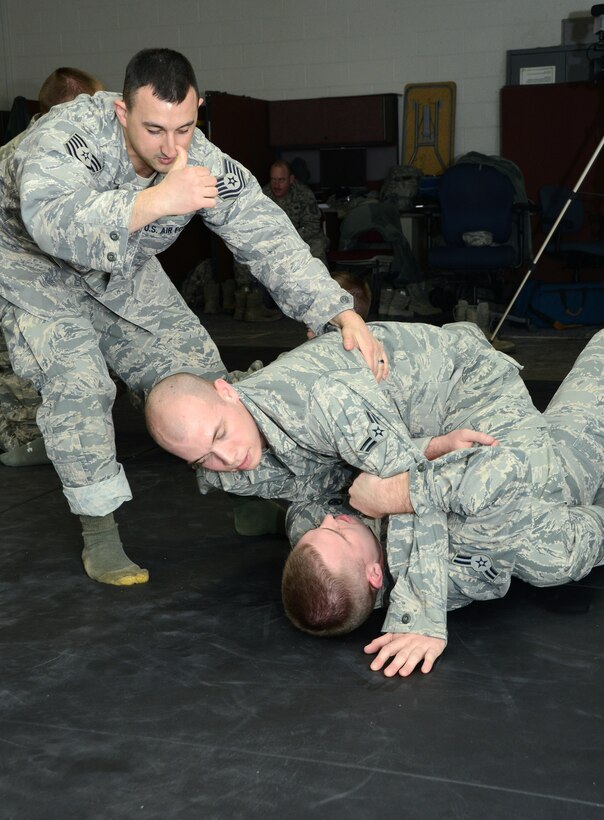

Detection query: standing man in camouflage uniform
xmin=0 ymin=67 xmax=105 ymax=468
xmin=0 ymin=48 xmax=385 ymax=587
xmin=233 ymin=160 xmax=329 ymax=321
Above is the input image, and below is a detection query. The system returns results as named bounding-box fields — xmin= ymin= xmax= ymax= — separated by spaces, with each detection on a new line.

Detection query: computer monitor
xmin=320 ymin=148 xmax=367 ymax=189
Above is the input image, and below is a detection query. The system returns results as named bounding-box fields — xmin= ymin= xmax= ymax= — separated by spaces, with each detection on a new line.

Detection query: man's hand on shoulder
xmin=364 ymin=632 xmax=446 ymax=677
xmin=330 ymin=310 xmax=389 ymax=382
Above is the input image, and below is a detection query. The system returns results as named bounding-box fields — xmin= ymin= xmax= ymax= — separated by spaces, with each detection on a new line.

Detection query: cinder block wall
xmin=0 ymin=0 xmax=578 ymax=156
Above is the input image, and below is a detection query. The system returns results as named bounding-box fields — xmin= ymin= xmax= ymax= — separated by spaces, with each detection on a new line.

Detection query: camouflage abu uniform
xmin=255 ymin=323 xmax=604 ymax=641
xmin=0 ymin=91 xmax=353 ymax=515
xmin=233 ymin=179 xmax=328 ymax=288
xmin=198 ymin=321 xmax=599 ymax=640
xmin=0 ymin=115 xmax=45 ymax=452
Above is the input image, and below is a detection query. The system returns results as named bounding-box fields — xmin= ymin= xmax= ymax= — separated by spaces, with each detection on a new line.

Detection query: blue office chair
xmin=539 ymin=185 xmax=604 ymax=281
xmin=427 ymin=163 xmax=526 ymax=302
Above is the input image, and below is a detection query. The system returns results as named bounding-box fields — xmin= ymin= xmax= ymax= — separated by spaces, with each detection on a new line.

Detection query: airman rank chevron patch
xmin=452 ymin=552 xmax=500 ymax=581
xmin=359 ymin=410 xmax=386 ymax=454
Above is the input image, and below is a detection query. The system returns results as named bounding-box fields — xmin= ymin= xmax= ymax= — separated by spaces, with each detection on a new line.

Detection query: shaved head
xmin=145 ymin=372 xmax=266 ymax=471
xmin=145 ymin=373 xmax=217 ymax=449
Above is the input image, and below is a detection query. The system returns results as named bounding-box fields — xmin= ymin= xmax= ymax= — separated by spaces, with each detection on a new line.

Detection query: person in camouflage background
xmin=0 ymin=67 xmax=105 ymax=468
xmin=145 ymin=321 xmax=604 ymax=675
xmin=0 ymin=48 xmax=385 ymax=588
xmin=263 ymin=160 xmax=328 ymax=264
xmin=232 ymin=160 xmax=329 ymax=321
xmin=0 ymin=336 xmax=42 ymax=455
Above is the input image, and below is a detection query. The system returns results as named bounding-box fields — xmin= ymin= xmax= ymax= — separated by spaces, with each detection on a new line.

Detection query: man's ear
xmin=366 ymin=562 xmax=383 ymax=591
xmin=214 ymin=378 xmax=240 ymax=403
xmin=114 ymin=97 xmax=127 ymax=127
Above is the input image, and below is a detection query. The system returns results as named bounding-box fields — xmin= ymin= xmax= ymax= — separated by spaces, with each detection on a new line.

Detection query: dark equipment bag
xmin=513 ymin=281 xmax=604 ymax=329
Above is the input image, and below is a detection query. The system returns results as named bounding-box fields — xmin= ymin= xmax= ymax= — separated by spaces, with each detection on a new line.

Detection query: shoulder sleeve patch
xmin=359 ymin=410 xmax=387 ymax=454
xmin=216 ymin=158 xmax=246 ymax=200
xmin=65 ymin=133 xmax=102 ymax=173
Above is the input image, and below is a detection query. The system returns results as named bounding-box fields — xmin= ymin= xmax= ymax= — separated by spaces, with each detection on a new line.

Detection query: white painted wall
xmin=0 ymin=0 xmax=589 ymax=156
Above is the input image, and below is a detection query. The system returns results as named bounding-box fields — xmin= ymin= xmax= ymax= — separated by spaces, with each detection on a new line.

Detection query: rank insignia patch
xmin=216 ymin=159 xmax=246 ymax=200
xmin=65 ymin=133 xmax=102 ymax=173
xmin=452 ymin=552 xmax=500 ymax=581
xmin=359 ymin=410 xmax=386 ymax=454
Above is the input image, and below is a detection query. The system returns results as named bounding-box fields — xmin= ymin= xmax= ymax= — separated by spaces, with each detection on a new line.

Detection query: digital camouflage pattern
xmin=262 ymin=179 xmax=328 ymax=264
xmin=198 ymin=320 xmax=585 ymax=640
xmin=0 ymin=330 xmax=40 ymax=450
xmin=0 ymin=116 xmax=44 ymax=451
xmin=0 ymin=91 xmax=352 ymax=514
xmin=285 ymin=330 xmax=604 ymax=640
xmin=233 ymin=179 xmax=328 ymax=287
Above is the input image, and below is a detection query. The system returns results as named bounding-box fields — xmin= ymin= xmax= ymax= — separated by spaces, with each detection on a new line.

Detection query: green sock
xmin=0 ymin=437 xmax=50 ymax=467
xmin=80 ymin=512 xmax=149 ymax=586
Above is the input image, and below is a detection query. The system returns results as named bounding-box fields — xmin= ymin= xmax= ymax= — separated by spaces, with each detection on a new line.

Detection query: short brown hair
xmin=123 ymin=48 xmax=199 ymax=109
xmin=331 ymin=270 xmax=371 ymax=320
xmin=281 ymin=541 xmax=376 ymax=636
xmin=38 ymin=67 xmax=104 ymax=114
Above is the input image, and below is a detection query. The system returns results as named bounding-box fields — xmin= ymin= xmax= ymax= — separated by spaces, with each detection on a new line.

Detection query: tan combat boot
xmin=221 ymin=278 xmax=236 ymax=314
xmin=407 ymin=281 xmax=441 ymax=316
xmin=244 ymin=289 xmax=282 ymax=322
xmin=233 ymin=288 xmax=248 ymax=320
xmin=202 ymin=280 xmax=220 ymax=314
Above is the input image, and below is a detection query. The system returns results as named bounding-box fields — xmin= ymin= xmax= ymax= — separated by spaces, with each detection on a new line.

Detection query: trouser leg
xmin=2 ymin=304 xmax=131 ymax=514
xmin=0 ymin=328 xmax=43 ymax=451
xmin=515 ymin=503 xmax=604 ymax=584
xmin=1 ymin=301 xmax=148 ymax=585
xmin=92 ymin=277 xmax=227 ymax=394
xmin=544 ymin=328 xmax=604 ymax=505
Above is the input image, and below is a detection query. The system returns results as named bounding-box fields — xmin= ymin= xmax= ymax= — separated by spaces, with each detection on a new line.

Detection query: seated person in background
xmin=282 ymin=329 xmax=604 ymax=677
xmin=337 ymin=198 xmax=441 ymax=319
xmin=233 ymin=160 xmax=329 ymax=322
xmin=0 ymin=67 xmax=105 ymax=467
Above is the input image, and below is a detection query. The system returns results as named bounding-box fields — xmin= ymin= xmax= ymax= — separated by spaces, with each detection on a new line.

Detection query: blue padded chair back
xmin=539 ymin=185 xmax=584 ymax=235
xmin=438 ymin=163 xmax=515 ymax=246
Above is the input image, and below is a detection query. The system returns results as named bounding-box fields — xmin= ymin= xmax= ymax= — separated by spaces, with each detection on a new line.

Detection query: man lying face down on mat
xmin=145 ymin=322 xmax=604 ymax=676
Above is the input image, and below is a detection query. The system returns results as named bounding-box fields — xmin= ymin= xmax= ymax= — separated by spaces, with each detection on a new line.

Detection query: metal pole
xmin=490 ymin=131 xmax=604 ymax=341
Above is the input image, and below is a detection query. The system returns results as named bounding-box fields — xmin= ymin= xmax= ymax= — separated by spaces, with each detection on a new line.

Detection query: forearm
xmin=25 ymin=187 xmax=138 ymax=274
xmin=129 ymin=185 xmax=172 ymax=233
xmin=380 ymin=512 xmax=449 ymax=641
xmin=348 ymin=471 xmax=414 ymax=518
xmin=409 ymin=446 xmax=528 ymax=517
xmin=206 ymin=190 xmax=353 ymax=329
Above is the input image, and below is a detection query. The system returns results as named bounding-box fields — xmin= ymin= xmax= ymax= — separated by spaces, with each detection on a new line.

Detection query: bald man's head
xmin=145 ymin=373 xmax=266 ymax=472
